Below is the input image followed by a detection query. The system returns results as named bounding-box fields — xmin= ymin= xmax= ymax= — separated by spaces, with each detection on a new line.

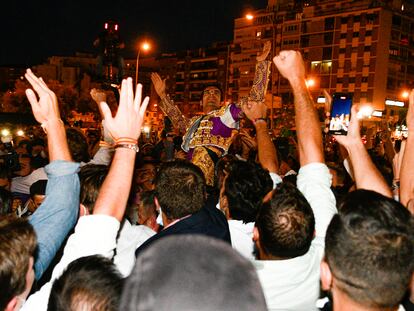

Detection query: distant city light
xmin=16 ymin=130 xmax=24 ymax=136
xmin=357 ymin=105 xmax=374 ymax=119
xmin=245 ymin=14 xmax=254 ymax=20
xmin=317 ymin=96 xmax=326 ymax=103
xmin=1 ymin=129 xmax=10 ymax=137
xmin=385 ymin=99 xmax=404 ymax=107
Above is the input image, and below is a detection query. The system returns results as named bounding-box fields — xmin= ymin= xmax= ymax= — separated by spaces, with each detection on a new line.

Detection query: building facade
xmin=158 ymin=42 xmax=231 ymax=118
xmin=232 ymin=0 xmax=414 ymax=129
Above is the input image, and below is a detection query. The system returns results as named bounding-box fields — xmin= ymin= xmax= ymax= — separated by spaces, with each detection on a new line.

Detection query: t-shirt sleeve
xmin=296 ymin=163 xmax=337 ymax=239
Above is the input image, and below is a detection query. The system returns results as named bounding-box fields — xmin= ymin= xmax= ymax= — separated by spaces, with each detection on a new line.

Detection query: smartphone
xmin=328 ymin=93 xmax=353 ymax=135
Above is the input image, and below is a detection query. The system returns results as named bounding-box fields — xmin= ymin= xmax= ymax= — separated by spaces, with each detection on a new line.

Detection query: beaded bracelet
xmin=253 ymin=118 xmax=267 ymax=125
xmin=115 ymin=143 xmax=139 ymax=153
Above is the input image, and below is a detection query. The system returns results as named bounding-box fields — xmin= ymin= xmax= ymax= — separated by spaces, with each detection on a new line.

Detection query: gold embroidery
xmin=159 ymin=96 xmax=189 ymax=133
xmin=192 ymin=147 xmax=216 ymax=186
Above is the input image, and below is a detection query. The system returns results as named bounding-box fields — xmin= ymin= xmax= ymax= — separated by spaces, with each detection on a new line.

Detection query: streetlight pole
xmin=135 ymin=49 xmax=141 ymax=85
xmin=135 ymin=42 xmax=150 ymax=85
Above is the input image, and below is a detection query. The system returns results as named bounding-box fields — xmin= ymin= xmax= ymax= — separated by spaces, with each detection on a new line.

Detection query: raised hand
xmin=273 ymin=50 xmax=306 ymax=83
xmin=151 ymin=72 xmax=167 ymax=99
xmin=99 ymin=78 xmax=149 ymax=141
xmin=25 ymin=69 xmax=60 ymax=124
xmin=242 ymin=100 xmax=268 ymax=121
xmin=90 ymin=88 xmax=107 ymax=106
xmin=334 ymin=106 xmax=360 ymax=148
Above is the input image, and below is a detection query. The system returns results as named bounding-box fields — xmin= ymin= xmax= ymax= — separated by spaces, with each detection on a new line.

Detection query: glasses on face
xmin=203 ymin=88 xmax=221 ymax=97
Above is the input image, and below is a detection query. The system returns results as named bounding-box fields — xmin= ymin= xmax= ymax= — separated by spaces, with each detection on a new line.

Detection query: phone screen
xmin=329 ymin=93 xmax=352 ymax=135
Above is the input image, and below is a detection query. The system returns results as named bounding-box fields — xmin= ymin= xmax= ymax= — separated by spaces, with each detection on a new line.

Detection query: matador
xmin=151 ymin=42 xmax=272 ymax=185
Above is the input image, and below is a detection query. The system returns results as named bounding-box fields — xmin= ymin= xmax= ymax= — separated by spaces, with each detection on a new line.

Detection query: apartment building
xmin=232 ymin=0 xmax=414 ymax=128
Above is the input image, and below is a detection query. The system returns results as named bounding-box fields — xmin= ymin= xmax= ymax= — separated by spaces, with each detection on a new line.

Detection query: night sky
xmin=1 ymin=0 xmax=267 ymax=66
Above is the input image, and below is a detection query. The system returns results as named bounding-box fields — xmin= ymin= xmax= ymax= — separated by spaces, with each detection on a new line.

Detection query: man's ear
xmin=154 ymin=196 xmax=161 ymax=210
xmin=5 ymin=296 xmax=17 ymax=311
xmin=320 ymin=259 xmax=333 ymax=291
xmin=253 ymin=226 xmax=260 ymax=242
xmin=79 ymin=204 xmax=89 ymax=217
xmin=263 ymin=189 xmax=274 ymax=203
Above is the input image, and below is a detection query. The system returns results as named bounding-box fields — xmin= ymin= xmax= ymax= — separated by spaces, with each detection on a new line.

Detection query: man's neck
xmin=331 ymin=288 xmax=398 ymax=311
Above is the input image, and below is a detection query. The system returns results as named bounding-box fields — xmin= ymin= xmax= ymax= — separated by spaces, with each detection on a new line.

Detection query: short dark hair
xmin=66 ymin=128 xmax=91 ymax=163
xmin=256 ymin=182 xmax=315 ymax=258
xmin=48 ymin=255 xmax=124 ymax=311
xmin=224 ymin=161 xmax=272 ymax=223
xmin=30 ymin=180 xmax=47 ymax=197
xmin=214 ymin=154 xmax=237 ymax=190
xmin=18 ymin=140 xmax=32 ymax=154
xmin=154 ymin=160 xmax=206 ymax=220
xmin=0 ymin=217 xmax=36 ymax=310
xmin=202 ymin=84 xmax=223 ymax=99
xmin=121 ymin=235 xmax=267 ymax=311
xmin=79 ymin=165 xmax=109 ymax=213
xmin=325 ymin=190 xmax=414 ymax=309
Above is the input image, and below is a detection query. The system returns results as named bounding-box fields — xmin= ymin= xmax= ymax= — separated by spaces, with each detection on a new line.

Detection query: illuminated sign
xmin=385 ymin=99 xmax=404 ymax=107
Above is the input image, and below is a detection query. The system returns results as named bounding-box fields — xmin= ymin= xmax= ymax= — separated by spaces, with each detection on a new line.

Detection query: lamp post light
xmin=305 ymin=78 xmax=316 ymax=88
xmin=401 ymin=90 xmax=409 ymax=100
xmin=245 ymin=14 xmax=254 ymax=20
xmin=135 ymin=41 xmax=151 ymax=84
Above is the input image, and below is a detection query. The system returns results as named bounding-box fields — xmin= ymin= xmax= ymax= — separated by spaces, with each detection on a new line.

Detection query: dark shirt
xmin=135 ymin=197 xmax=230 ymax=257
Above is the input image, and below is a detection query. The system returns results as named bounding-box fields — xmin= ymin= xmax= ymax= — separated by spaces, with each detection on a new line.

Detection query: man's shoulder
xmin=135 ymin=205 xmax=231 ymax=257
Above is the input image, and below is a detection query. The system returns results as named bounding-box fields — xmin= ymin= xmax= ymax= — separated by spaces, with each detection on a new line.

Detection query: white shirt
xmin=229 ymin=172 xmax=282 ymax=260
xmin=228 ymin=220 xmax=255 ymax=260
xmin=11 ymin=146 xmax=113 ymax=194
xmin=114 ymin=220 xmax=156 ymax=276
xmin=11 ymin=167 xmax=48 ymax=194
xmin=22 ymin=215 xmax=120 ymax=311
xmin=254 ymin=163 xmax=337 ymax=311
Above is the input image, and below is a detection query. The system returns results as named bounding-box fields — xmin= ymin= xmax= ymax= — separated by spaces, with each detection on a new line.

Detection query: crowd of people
xmin=0 ymin=50 xmax=413 ymax=311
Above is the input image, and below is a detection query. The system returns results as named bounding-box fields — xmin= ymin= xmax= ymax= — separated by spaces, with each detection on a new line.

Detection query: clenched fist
xmin=273 ymin=50 xmax=306 ymax=83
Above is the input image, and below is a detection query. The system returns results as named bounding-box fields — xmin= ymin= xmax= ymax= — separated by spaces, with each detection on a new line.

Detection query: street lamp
xmin=306 ymin=78 xmax=316 ymax=88
xmin=135 ymin=41 xmax=151 ymax=84
xmin=245 ymin=14 xmax=254 ymax=20
xmin=401 ymin=89 xmax=410 ymax=100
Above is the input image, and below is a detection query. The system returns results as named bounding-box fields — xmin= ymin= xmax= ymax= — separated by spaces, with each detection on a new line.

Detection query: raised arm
xmin=273 ymin=51 xmax=324 ymax=166
xmin=93 ymin=78 xmax=149 ymax=221
xmin=25 ymin=69 xmax=80 ymax=280
xmin=242 ymin=102 xmax=279 ymax=174
xmin=89 ymin=88 xmax=114 ymax=165
xmin=151 ymin=73 xmax=189 ymax=132
xmin=335 ymin=106 xmax=392 ymax=197
xmin=274 ymin=51 xmax=336 ymax=238
xmin=25 ymin=70 xmax=71 ymax=162
xmin=400 ymin=89 xmax=414 ymax=206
